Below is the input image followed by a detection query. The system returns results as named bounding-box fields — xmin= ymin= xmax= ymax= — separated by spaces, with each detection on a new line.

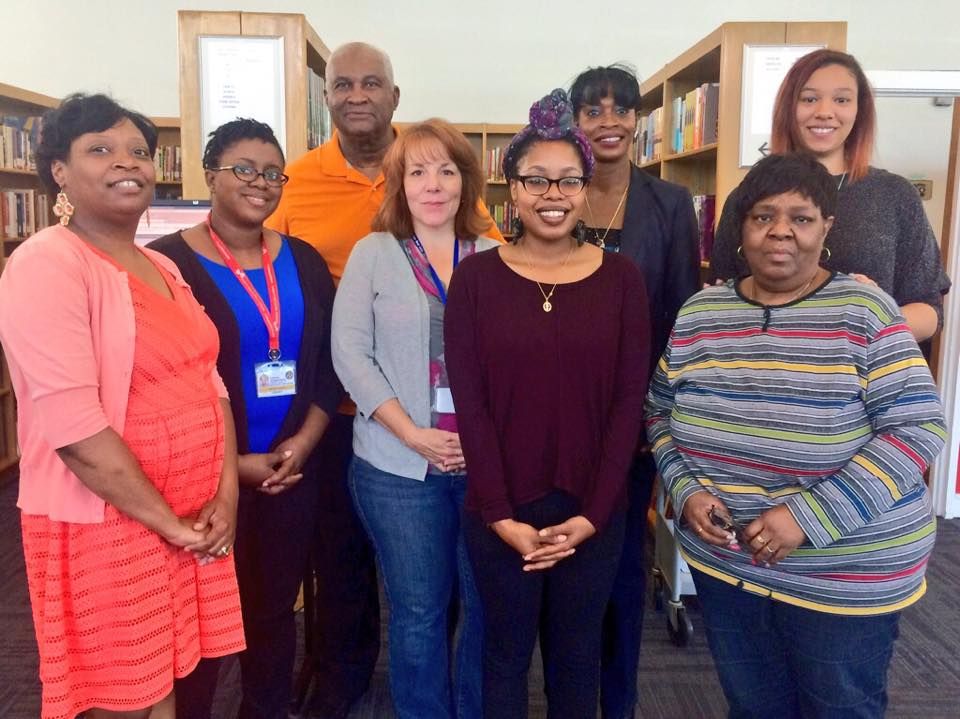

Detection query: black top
xmin=149 ymin=231 xmax=343 ymax=454
xmin=445 ymin=249 xmax=650 ymax=531
xmin=616 ymin=165 xmax=700 ymax=367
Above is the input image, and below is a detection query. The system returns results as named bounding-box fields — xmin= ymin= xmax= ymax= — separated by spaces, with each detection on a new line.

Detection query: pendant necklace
xmin=837 ymin=172 xmax=847 ymax=191
xmin=584 ymin=183 xmax=629 ymax=249
xmin=518 ymin=239 xmax=577 ymax=313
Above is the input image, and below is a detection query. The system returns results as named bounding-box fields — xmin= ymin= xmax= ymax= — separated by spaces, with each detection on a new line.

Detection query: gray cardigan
xmin=332 ymin=231 xmax=500 ymax=480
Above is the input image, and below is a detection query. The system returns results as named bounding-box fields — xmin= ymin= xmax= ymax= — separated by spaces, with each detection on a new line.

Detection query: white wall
xmin=3 ymin=0 xmax=958 ymax=234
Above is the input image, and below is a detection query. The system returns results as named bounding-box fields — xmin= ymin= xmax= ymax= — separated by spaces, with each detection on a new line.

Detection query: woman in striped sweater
xmin=647 ymin=153 xmax=945 ymax=719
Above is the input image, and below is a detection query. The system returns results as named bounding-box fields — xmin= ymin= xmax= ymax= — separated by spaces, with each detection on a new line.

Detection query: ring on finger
xmin=755 ymin=534 xmax=767 ymax=545
xmin=764 ymin=545 xmax=775 ymax=554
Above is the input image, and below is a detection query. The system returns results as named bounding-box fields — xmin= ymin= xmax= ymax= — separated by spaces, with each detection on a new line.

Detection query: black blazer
xmin=618 ymin=165 xmax=700 ymax=367
xmin=149 ymin=231 xmax=343 ymax=455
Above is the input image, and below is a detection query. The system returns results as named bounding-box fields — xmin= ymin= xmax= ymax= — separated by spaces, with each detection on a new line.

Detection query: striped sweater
xmin=646 ymin=274 xmax=946 ymax=614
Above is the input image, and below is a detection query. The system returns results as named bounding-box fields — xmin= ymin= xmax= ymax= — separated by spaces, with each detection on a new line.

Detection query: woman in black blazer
xmin=570 ymin=64 xmax=700 ymax=719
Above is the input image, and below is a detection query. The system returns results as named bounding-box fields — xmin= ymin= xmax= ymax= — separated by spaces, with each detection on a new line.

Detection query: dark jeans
xmin=175 ymin=468 xmax=320 ymax=719
xmin=600 ymin=453 xmax=656 ymax=719
xmin=692 ymin=568 xmax=901 ymax=719
xmin=465 ymin=491 xmax=626 ymax=719
xmin=305 ymin=413 xmax=381 ymax=713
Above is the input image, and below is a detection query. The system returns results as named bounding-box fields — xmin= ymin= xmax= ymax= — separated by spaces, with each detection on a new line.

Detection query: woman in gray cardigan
xmin=331 ymin=119 xmax=498 ymax=719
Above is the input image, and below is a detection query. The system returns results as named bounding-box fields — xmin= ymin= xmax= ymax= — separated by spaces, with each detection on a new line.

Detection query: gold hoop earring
xmin=821 ymin=246 xmax=832 ymax=262
xmin=736 ymin=245 xmax=744 ymax=258
xmin=53 ymin=189 xmax=75 ymax=227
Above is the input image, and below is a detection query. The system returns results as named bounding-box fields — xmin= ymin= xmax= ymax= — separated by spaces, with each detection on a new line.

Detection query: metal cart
xmin=651 ymin=479 xmax=696 ymax=646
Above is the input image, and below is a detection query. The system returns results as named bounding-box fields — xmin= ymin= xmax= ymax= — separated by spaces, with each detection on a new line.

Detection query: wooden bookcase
xmin=177 ymin=10 xmax=331 ymax=200
xmin=637 ymin=21 xmax=847 ymax=265
xmin=0 ymin=83 xmax=59 ymax=473
xmin=395 ymin=121 xmax=524 ymax=237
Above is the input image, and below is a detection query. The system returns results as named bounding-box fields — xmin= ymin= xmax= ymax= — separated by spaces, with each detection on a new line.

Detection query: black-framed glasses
xmin=516 ymin=175 xmax=586 ymax=197
xmin=209 ymin=164 xmax=289 ymax=187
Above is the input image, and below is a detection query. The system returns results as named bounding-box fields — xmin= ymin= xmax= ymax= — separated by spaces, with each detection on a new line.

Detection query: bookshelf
xmin=636 ymin=21 xmax=847 ymax=263
xmin=395 ymin=121 xmax=523 ymax=237
xmin=177 ymin=10 xmax=331 ymax=200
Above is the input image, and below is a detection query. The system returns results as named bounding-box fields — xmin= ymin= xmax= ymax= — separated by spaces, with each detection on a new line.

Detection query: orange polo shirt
xmin=266 ymin=130 xmax=503 ymax=284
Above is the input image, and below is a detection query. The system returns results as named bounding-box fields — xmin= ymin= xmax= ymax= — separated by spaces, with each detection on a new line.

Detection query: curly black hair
xmin=35 ymin=93 xmax=158 ymax=196
xmin=202 ymin=118 xmax=285 ymax=170
xmin=733 ymin=153 xmax=838 ymax=230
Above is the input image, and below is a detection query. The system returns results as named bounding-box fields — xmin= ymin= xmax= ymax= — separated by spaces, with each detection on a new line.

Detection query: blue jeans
xmin=691 ymin=568 xmax=901 ymax=719
xmin=349 ymin=457 xmax=482 ymax=719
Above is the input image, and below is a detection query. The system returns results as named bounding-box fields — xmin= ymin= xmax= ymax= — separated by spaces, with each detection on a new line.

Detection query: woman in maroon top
xmin=444 ymin=89 xmax=650 ymax=719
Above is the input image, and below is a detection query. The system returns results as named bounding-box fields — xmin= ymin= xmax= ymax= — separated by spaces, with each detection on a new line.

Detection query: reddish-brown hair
xmin=770 ymin=49 xmax=875 ymax=181
xmin=372 ymin=119 xmax=488 ymax=239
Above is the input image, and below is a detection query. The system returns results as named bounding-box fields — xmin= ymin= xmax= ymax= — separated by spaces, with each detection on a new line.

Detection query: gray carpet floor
xmin=2 ymin=474 xmax=959 ymax=718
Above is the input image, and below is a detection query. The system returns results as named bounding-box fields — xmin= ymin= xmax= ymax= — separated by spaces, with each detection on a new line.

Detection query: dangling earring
xmin=574 ymin=219 xmax=586 ymax=246
xmin=820 ymin=246 xmax=832 ymax=262
xmin=736 ymin=245 xmax=744 ymax=258
xmin=53 ymin=189 xmax=75 ymax=227
xmin=511 ymin=217 xmax=524 ymax=241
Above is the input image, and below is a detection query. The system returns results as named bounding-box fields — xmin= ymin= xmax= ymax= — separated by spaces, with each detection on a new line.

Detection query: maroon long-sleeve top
xmin=444 ymin=247 xmax=650 ymax=531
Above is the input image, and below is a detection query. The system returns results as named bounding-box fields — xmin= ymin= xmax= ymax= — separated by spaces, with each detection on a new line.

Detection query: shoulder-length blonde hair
xmin=770 ymin=49 xmax=875 ymax=182
xmin=372 ymin=119 xmax=488 ymax=239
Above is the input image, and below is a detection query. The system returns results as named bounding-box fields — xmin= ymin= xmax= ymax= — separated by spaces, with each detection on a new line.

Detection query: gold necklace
xmin=584 ymin=182 xmax=629 ymax=249
xmin=518 ymin=239 xmax=577 ymax=313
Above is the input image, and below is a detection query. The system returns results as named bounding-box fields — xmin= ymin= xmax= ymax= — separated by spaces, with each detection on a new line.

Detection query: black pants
xmin=304 ymin=413 xmax=380 ymax=713
xmin=176 ymin=469 xmax=320 ymax=719
xmin=465 ymin=492 xmax=626 ymax=719
xmin=600 ymin=453 xmax=657 ymax=719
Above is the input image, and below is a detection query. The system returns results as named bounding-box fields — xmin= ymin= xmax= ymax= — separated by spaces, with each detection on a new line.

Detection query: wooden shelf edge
xmin=150 ymin=116 xmax=181 ymax=129
xmin=486 ymin=179 xmax=507 ymax=185
xmin=156 ymin=180 xmax=183 ymax=185
xmin=0 ymin=82 xmax=58 ymax=109
xmin=637 ymin=158 xmax=662 ymax=170
xmin=662 ymin=143 xmax=719 ymax=163
xmin=0 ymin=167 xmax=39 ymax=177
xmin=0 ymin=455 xmax=19 ymax=474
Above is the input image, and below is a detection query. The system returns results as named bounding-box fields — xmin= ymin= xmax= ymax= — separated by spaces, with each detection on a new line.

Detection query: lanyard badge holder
xmin=413 ymin=235 xmax=458 ymax=414
xmin=207 ymin=216 xmax=297 ymax=398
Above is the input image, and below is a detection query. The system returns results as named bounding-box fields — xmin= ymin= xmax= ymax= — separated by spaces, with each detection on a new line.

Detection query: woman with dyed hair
xmin=331 ymin=118 xmax=497 ymax=719
xmin=445 ymin=89 xmax=650 ymax=718
xmin=710 ymin=49 xmax=950 ymax=342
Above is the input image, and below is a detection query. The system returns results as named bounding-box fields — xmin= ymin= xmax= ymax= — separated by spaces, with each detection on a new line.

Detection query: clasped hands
xmin=682 ymin=490 xmax=806 ymax=566
xmin=405 ymin=426 xmax=465 ymax=473
xmin=165 ymin=492 xmax=237 ymax=566
xmin=491 ymin=515 xmax=596 ymax=571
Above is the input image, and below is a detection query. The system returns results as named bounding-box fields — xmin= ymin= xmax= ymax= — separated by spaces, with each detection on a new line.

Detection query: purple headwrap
xmin=503 ymin=88 xmax=596 ymax=181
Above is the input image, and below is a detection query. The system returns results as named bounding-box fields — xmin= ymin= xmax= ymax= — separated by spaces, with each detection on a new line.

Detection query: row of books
xmin=307 ymin=68 xmax=333 ymax=150
xmin=485 ymin=147 xmax=505 ymax=182
xmin=1 ymin=116 xmax=43 ymax=171
xmin=488 ymin=201 xmax=518 ymax=236
xmin=154 ymin=145 xmax=182 ymax=182
xmin=693 ymin=194 xmax=716 ymax=263
xmin=671 ymin=83 xmax=719 ymax=154
xmin=1 ymin=188 xmax=50 ymax=239
xmin=636 ymin=107 xmax=664 ymax=165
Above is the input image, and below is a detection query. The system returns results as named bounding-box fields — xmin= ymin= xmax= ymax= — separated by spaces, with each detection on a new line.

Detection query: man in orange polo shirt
xmin=267 ymin=41 xmax=501 ymax=718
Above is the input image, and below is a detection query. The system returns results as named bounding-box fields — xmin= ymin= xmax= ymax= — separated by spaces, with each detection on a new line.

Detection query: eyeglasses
xmin=516 ymin=175 xmax=587 ymax=197
xmin=208 ymin=164 xmax=289 ymax=187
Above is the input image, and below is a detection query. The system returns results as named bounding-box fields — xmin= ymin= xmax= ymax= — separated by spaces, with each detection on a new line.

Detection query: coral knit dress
xmin=19 ymin=256 xmax=246 ymax=719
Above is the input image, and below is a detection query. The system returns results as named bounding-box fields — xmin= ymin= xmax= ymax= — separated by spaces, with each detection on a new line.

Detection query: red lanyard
xmin=206 ymin=215 xmax=282 ymax=360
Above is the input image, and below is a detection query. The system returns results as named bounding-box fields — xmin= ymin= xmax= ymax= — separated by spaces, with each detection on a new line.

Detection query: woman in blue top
xmin=150 ymin=119 xmax=342 ymax=719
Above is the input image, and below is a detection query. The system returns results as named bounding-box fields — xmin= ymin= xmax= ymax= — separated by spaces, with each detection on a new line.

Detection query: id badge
xmin=255 ymin=360 xmax=297 ymax=398
xmin=434 ymin=387 xmax=456 ymax=413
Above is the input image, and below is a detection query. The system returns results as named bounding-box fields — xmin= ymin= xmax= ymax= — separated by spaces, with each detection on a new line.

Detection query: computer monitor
xmin=135 ymin=199 xmax=210 ymax=246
